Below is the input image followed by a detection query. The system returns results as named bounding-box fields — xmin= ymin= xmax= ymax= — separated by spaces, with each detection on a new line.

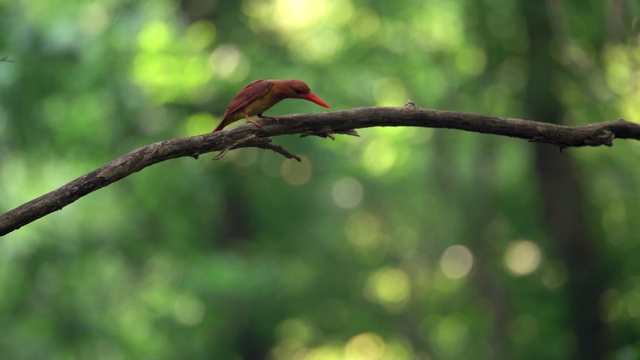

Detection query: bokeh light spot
xmin=173 ymin=294 xmax=205 ymax=326
xmin=210 ymin=45 xmax=241 ymax=79
xmin=272 ymin=0 xmax=329 ymax=31
xmin=440 ymin=245 xmax=473 ymax=280
xmin=184 ymin=112 xmax=214 ymax=136
xmin=344 ymin=212 xmax=380 ymax=250
xmin=427 ymin=315 xmax=469 ymax=356
xmin=365 ymin=267 xmax=411 ymax=310
xmin=332 ymin=177 xmax=364 ymax=208
xmin=345 ymin=332 xmax=386 ymax=360
xmin=78 ymin=3 xmax=109 ymax=35
xmin=186 ymin=20 xmax=216 ymax=51
xmin=352 ymin=8 xmax=380 ymax=39
xmin=289 ymin=26 xmax=344 ymax=64
xmin=362 ymin=139 xmax=398 ymax=176
xmin=504 ymin=240 xmax=541 ymax=276
xmin=625 ymin=289 xmax=640 ymax=318
xmin=541 ymin=262 xmax=568 ymax=289
xmin=276 ymin=318 xmax=314 ymax=343
xmin=372 ymin=77 xmax=407 ymax=106
xmin=456 ymin=46 xmax=487 ymax=76
xmin=304 ymin=343 xmax=343 ymax=360
xmin=281 ymin=156 xmax=312 ymax=185
xmin=137 ymin=21 xmax=170 ymax=51
xmin=601 ymin=288 xmax=623 ymax=323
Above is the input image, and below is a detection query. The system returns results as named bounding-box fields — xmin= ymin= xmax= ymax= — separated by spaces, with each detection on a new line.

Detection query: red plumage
xmin=213 ymin=79 xmax=330 ymax=132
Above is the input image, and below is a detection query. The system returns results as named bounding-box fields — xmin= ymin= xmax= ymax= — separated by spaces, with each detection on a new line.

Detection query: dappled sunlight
xmin=278 ymin=258 xmax=315 ymax=294
xmin=423 ymin=315 xmax=469 ymax=357
xmin=270 ymin=334 xmax=414 ymax=360
xmin=455 ymin=45 xmax=487 ymax=77
xmin=351 ymin=117 xmax=430 ymax=181
xmin=173 ymin=294 xmax=205 ymax=326
xmin=503 ymin=240 xmax=541 ymax=276
xmin=288 ymin=25 xmax=345 ymax=64
xmin=372 ymin=77 xmax=407 ymax=106
xmin=350 ymin=8 xmax=380 ymax=39
xmin=276 ymin=318 xmax=315 ymax=344
xmin=364 ymin=267 xmax=411 ymax=311
xmin=245 ymin=0 xmax=329 ymax=31
xmin=281 ymin=155 xmax=312 ymax=185
xmin=0 ymin=108 xmax=6 ymax=137
xmin=604 ymin=45 xmax=639 ymax=95
xmin=137 ymin=20 xmax=171 ymax=52
xmin=600 ymin=284 xmax=640 ymax=323
xmin=184 ymin=112 xmax=214 ymax=136
xmin=541 ymin=262 xmax=568 ymax=289
xmin=143 ymin=254 xmax=179 ymax=289
xmin=260 ymin=152 xmax=285 ymax=177
xmin=270 ymin=338 xmax=307 ymax=360
xmin=242 ymin=0 xmax=353 ymax=64
xmin=601 ymin=288 xmax=623 ymax=323
xmin=243 ymin=0 xmax=354 ymax=31
xmin=361 ymin=138 xmax=398 ymax=176
xmin=603 ymin=44 xmax=640 ymax=122
xmin=389 ymin=226 xmax=420 ymax=257
xmin=344 ymin=212 xmax=380 ymax=250
xmin=1 ymin=155 xmax=32 ymax=208
xmin=131 ymin=20 xmax=214 ymax=104
xmin=0 ymin=221 xmax=41 ymax=260
xmin=229 ymin=147 xmax=260 ymax=167
xmin=409 ymin=2 xmax=464 ymax=51
xmin=439 ymin=245 xmax=473 ymax=280
xmin=300 ymin=343 xmax=344 ymax=360
xmin=209 ymin=44 xmax=249 ymax=81
xmin=398 ymin=255 xmax=432 ymax=298
xmin=185 ymin=21 xmax=216 ymax=51
xmin=481 ymin=84 xmax=512 ymax=115
xmin=332 ymin=177 xmax=364 ymax=208
xmin=498 ymin=57 xmax=528 ymax=91
xmin=78 ymin=2 xmax=110 ymax=35
xmin=43 ymin=92 xmax=113 ymax=142
xmin=624 ymin=286 xmax=640 ymax=319
xmin=345 ymin=332 xmax=385 ymax=360
xmin=619 ymin=94 xmax=640 ymax=123
xmin=6 ymin=0 xmax=640 ymax=358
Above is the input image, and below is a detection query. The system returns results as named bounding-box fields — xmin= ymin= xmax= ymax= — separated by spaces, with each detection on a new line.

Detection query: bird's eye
xmin=295 ymin=89 xmax=305 ymax=94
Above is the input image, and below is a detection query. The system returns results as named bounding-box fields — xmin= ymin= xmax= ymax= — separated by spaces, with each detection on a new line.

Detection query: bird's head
xmin=277 ymin=80 xmax=331 ymax=108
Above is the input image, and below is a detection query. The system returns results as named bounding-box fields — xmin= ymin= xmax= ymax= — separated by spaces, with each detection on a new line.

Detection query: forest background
xmin=1 ymin=0 xmax=640 ymax=359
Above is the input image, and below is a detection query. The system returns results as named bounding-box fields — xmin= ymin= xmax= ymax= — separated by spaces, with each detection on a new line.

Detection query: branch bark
xmin=1 ymin=106 xmax=639 ymax=236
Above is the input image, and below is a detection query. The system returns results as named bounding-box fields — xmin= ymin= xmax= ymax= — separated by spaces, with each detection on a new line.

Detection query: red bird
xmin=213 ymin=79 xmax=331 ymax=132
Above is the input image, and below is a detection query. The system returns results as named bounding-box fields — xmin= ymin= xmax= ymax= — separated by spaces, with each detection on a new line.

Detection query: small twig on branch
xmin=212 ymin=135 xmax=302 ymax=161
xmin=1 ymin=106 xmax=639 ymax=236
xmin=0 ymin=55 xmax=14 ymax=63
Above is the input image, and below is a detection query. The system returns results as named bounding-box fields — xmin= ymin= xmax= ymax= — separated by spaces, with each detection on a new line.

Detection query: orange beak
xmin=302 ymin=91 xmax=331 ymax=108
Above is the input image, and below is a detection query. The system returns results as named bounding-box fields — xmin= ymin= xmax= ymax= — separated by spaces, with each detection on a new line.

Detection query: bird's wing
xmin=224 ymin=80 xmax=274 ymax=117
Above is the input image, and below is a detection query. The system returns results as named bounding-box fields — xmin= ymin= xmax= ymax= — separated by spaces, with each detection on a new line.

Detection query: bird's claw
xmin=246 ymin=118 xmax=263 ymax=128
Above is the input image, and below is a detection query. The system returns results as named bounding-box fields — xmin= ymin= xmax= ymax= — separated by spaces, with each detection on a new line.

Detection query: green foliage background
xmin=1 ymin=0 xmax=640 ymax=359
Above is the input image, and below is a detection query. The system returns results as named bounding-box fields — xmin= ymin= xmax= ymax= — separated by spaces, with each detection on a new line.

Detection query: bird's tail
xmin=212 ymin=118 xmax=227 ymax=132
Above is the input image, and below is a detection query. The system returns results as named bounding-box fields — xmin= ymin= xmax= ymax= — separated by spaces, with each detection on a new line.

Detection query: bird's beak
xmin=302 ymin=92 xmax=331 ymax=108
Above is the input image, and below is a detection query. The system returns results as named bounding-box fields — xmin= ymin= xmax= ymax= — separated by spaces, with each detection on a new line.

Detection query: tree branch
xmin=2 ymin=106 xmax=639 ymax=236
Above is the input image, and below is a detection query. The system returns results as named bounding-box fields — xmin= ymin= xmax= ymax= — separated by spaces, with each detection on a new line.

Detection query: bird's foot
xmin=245 ymin=118 xmax=263 ymax=128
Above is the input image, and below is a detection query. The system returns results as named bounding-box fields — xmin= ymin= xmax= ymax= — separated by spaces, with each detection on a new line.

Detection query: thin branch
xmin=2 ymin=106 xmax=639 ymax=236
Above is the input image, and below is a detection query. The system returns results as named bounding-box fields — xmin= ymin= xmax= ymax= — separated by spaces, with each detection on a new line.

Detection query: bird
xmin=212 ymin=79 xmax=331 ymax=132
